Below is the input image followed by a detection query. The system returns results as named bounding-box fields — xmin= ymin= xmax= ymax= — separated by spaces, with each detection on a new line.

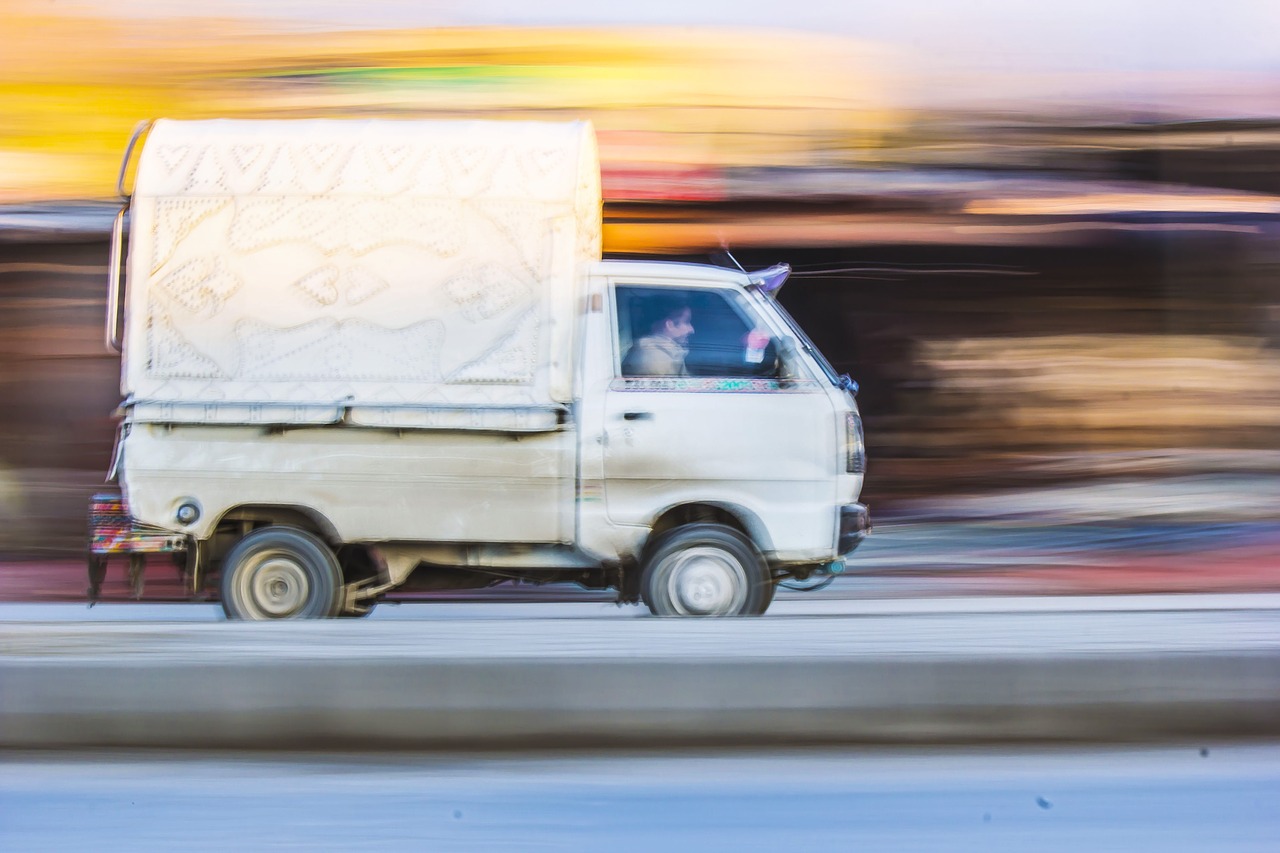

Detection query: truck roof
xmin=591 ymin=259 xmax=751 ymax=286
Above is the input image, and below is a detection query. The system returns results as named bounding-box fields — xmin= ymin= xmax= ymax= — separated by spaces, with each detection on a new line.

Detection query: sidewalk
xmin=4 ymin=601 xmax=1278 ymax=748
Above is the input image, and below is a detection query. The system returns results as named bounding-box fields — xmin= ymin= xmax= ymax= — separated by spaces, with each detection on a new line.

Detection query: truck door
xmin=601 ymin=283 xmax=838 ymax=555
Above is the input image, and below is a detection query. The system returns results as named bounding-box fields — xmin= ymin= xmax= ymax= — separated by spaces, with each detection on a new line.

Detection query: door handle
xmin=622 ymin=411 xmax=653 ymax=421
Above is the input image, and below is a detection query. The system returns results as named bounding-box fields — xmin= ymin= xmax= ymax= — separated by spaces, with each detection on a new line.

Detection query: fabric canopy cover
xmin=122 ymin=118 xmax=601 ymax=427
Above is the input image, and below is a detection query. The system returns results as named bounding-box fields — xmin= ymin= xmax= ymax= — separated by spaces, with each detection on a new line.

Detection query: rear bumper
xmin=838 ymin=503 xmax=871 ymax=556
xmin=90 ymin=493 xmax=186 ymax=556
xmin=87 ymin=492 xmax=188 ymax=603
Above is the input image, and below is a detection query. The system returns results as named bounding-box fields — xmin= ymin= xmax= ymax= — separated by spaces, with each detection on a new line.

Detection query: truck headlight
xmin=845 ymin=412 xmax=865 ymax=474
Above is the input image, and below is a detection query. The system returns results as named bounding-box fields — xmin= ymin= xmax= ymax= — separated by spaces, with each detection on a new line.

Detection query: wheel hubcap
xmin=664 ymin=547 xmax=748 ymax=616
xmin=246 ymin=553 xmax=310 ymax=617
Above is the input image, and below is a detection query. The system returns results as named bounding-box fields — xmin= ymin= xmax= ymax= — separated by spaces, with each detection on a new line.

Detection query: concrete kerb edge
xmin=2 ymin=652 xmax=1277 ymax=750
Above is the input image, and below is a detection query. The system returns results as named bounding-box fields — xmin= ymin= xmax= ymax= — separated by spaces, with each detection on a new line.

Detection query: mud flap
xmin=87 ymin=554 xmax=108 ymax=605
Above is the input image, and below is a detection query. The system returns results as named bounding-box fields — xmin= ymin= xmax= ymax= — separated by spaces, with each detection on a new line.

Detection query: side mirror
xmin=776 ymin=337 xmax=802 ymax=384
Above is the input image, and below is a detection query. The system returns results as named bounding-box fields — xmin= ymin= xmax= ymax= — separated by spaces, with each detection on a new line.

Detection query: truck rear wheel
xmin=220 ymin=527 xmax=343 ymax=621
xmin=641 ymin=524 xmax=773 ymax=617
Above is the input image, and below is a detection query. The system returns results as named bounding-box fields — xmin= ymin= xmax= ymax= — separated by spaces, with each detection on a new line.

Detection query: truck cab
xmin=578 ymin=260 xmax=866 ymax=574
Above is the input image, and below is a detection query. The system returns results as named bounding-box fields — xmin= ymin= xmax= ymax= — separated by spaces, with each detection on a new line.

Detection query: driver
xmin=622 ymin=296 xmax=695 ymax=377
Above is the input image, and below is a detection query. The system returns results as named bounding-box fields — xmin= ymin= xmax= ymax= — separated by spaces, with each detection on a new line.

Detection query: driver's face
xmin=664 ymin=309 xmax=694 ymax=345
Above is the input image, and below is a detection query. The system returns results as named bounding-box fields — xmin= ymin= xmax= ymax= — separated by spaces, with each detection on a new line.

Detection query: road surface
xmin=4 ymin=520 xmax=1278 ymax=604
xmin=1 ymin=744 xmax=1276 ymax=851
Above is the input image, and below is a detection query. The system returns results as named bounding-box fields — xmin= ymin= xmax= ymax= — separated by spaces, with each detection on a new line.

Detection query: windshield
xmin=746 ymin=286 xmax=843 ymax=387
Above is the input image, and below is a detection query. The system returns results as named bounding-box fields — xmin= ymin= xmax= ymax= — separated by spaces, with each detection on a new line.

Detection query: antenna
xmin=709 ymin=248 xmax=747 ymax=272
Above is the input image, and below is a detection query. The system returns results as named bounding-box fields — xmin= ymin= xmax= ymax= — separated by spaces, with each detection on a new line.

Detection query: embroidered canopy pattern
xmin=123 ymin=119 xmax=602 ymax=422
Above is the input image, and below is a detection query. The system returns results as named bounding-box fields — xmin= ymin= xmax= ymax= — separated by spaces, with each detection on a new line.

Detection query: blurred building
xmin=1 ymin=6 xmax=1278 ymax=552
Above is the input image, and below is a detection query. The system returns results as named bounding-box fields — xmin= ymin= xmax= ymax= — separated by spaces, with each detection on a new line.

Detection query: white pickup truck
xmin=88 ymin=118 xmax=868 ymax=618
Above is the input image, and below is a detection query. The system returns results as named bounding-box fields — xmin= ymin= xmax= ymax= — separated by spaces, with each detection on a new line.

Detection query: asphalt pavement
xmin=2 ymin=744 xmax=1276 ymax=852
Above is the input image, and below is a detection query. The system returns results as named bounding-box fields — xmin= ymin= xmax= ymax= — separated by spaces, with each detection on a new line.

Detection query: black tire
xmin=641 ymin=523 xmax=773 ymax=617
xmin=756 ymin=570 xmax=777 ymax=613
xmin=220 ymin=527 xmax=343 ymax=621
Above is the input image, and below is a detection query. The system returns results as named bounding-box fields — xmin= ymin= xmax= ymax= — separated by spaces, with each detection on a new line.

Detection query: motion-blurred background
xmin=2 ymin=1 xmax=1278 ymax=572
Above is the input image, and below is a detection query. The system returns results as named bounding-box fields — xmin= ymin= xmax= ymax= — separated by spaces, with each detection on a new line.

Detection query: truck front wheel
xmin=220 ymin=527 xmax=343 ymax=620
xmin=641 ymin=524 xmax=773 ymax=617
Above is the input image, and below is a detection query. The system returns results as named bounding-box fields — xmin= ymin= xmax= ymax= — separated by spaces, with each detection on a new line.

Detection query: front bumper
xmin=838 ymin=502 xmax=871 ymax=556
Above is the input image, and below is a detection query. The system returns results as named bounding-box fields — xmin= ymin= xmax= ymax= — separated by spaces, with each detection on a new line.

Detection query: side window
xmin=615 ymin=286 xmax=778 ymax=378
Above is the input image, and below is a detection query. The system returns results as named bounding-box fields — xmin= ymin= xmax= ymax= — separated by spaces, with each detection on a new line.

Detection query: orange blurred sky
xmin=0 ymin=4 xmax=900 ymax=202
xmin=2 ymin=1 xmax=1277 ymax=206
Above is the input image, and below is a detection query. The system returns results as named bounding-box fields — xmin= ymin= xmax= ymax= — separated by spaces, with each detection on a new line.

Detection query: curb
xmin=1 ymin=654 xmax=1279 ymax=749
xmin=2 ymin=609 xmax=1278 ymax=749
